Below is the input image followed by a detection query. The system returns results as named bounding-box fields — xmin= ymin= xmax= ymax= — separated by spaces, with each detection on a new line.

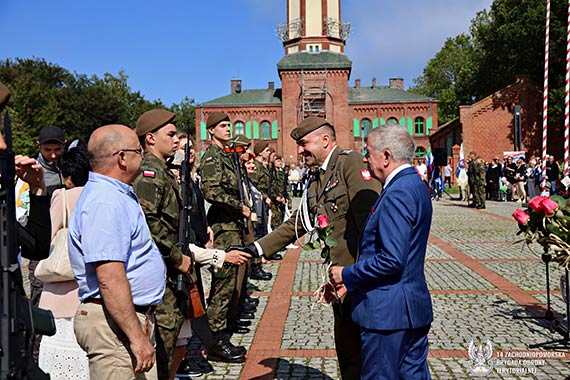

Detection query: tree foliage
xmin=413 ymin=0 xmax=567 ymax=125
xmin=0 ymin=58 xmax=196 ymax=156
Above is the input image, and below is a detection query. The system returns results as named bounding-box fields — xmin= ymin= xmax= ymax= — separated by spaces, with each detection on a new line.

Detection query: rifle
xmin=229 ymin=138 xmax=254 ymax=242
xmin=176 ymin=141 xmax=195 ymax=300
xmin=1 ymin=111 xmax=53 ymax=380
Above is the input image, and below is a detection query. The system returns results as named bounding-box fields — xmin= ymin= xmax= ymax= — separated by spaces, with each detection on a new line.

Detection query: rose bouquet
xmin=303 ymin=214 xmax=340 ymax=305
xmin=513 ymin=195 xmax=570 ymax=269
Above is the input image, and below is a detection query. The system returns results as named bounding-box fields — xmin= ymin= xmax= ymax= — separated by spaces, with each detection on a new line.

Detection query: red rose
xmin=540 ymin=197 xmax=559 ymax=217
xmin=317 ymin=214 xmax=329 ymax=229
xmin=528 ymin=196 xmax=547 ymax=214
xmin=512 ymin=209 xmax=530 ymax=225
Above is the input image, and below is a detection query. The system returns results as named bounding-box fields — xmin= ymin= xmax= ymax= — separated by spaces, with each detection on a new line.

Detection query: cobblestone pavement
xmin=23 ymin=197 xmax=570 ymax=379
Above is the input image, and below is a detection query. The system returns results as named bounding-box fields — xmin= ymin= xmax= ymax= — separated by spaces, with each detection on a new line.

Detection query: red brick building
xmin=196 ymin=0 xmax=438 ymax=164
xmin=429 ymin=76 xmax=563 ymax=171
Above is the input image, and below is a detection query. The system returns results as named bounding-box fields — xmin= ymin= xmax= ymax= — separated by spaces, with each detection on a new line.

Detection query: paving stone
xmin=426 ymin=261 xmax=496 ymax=290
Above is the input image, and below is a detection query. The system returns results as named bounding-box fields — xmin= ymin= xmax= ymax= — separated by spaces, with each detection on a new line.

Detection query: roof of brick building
xmin=202 ymin=89 xmax=283 ymax=106
xmin=349 ymin=87 xmax=435 ymax=103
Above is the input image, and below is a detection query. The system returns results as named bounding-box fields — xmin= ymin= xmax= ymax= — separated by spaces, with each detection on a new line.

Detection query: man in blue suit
xmin=329 ymin=124 xmax=433 ymax=380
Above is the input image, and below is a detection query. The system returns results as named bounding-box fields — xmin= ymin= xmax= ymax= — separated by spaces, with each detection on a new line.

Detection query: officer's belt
xmin=84 ymin=297 xmax=156 ymax=315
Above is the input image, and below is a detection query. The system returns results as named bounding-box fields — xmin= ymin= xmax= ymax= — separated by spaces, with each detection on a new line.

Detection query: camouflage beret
xmin=232 ymin=134 xmax=251 ymax=147
xmin=253 ymin=141 xmax=269 ymax=155
xmin=206 ymin=112 xmax=230 ymax=129
xmin=290 ymin=116 xmax=334 ymax=141
xmin=135 ymin=109 xmax=177 ymax=137
xmin=0 ymin=82 xmax=10 ymax=112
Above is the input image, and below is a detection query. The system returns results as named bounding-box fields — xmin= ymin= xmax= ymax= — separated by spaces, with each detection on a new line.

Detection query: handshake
xmin=226 ymin=243 xmax=261 ymax=259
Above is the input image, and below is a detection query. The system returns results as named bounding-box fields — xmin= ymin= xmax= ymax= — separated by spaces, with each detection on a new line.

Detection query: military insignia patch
xmin=204 ymin=157 xmax=213 ymax=163
xmin=143 ymin=170 xmax=155 ymax=178
xmin=360 ymin=169 xmax=372 ymax=181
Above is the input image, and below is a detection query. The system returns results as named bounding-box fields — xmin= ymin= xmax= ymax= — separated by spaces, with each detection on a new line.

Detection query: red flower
xmin=540 ymin=197 xmax=559 ymax=217
xmin=512 ymin=209 xmax=530 ymax=225
xmin=317 ymin=214 xmax=329 ymax=229
xmin=528 ymin=196 xmax=547 ymax=214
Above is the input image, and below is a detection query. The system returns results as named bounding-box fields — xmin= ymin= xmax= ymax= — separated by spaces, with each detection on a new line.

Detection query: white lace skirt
xmin=39 ymin=317 xmax=90 ymax=380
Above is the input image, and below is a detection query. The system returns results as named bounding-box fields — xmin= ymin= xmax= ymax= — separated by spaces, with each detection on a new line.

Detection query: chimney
xmin=231 ymin=79 xmax=242 ymax=93
xmin=268 ymin=81 xmax=275 ymax=90
xmin=355 ymin=79 xmax=361 ymax=88
xmin=371 ymin=77 xmax=377 ymax=89
xmin=389 ymin=78 xmax=404 ymax=90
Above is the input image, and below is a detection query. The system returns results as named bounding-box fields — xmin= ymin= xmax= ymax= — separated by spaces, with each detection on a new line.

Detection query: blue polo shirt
xmin=69 ymin=172 xmax=166 ymax=306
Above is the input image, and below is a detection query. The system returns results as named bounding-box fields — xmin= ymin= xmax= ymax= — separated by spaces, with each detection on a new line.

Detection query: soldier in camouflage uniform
xmin=468 ymin=151 xmax=486 ymax=209
xmin=200 ymin=112 xmax=251 ymax=351
xmin=269 ymin=154 xmax=287 ymax=230
xmin=133 ymin=109 xmax=192 ymax=379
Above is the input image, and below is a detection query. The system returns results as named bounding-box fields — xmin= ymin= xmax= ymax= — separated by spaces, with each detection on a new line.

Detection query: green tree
xmin=169 ymin=96 xmax=196 ymax=137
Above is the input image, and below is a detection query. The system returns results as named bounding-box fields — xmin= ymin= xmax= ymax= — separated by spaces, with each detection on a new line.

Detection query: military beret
xmin=0 ymin=82 xmax=10 ymax=112
xmin=135 ymin=109 xmax=177 ymax=137
xmin=206 ymin=112 xmax=230 ymax=129
xmin=232 ymin=134 xmax=251 ymax=147
xmin=253 ymin=141 xmax=269 ymax=155
xmin=268 ymin=146 xmax=275 ymax=154
xmin=290 ymin=116 xmax=334 ymax=141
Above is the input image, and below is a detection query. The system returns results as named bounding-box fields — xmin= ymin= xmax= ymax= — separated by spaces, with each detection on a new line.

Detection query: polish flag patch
xmin=360 ymin=169 xmax=372 ymax=181
xmin=143 ymin=170 xmax=155 ymax=178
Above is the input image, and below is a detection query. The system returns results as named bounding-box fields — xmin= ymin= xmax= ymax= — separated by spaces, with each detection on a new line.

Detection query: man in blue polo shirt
xmin=69 ymin=124 xmax=166 ymax=380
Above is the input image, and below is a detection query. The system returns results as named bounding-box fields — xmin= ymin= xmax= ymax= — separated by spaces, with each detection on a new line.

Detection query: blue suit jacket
xmin=342 ymin=166 xmax=433 ymax=330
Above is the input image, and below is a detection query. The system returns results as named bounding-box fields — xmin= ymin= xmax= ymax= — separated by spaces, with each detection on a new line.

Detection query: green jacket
xmin=200 ymin=144 xmax=244 ymax=232
xmin=249 ymin=160 xmax=270 ymax=198
xmin=133 ymin=152 xmax=183 ymax=274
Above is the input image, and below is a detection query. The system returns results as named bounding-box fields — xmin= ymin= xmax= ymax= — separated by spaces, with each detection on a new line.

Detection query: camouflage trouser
xmin=208 ymin=229 xmax=242 ymax=334
xmin=155 ymin=283 xmax=186 ymax=380
xmin=473 ymin=182 xmax=486 ymax=207
xmin=270 ymin=203 xmax=284 ymax=231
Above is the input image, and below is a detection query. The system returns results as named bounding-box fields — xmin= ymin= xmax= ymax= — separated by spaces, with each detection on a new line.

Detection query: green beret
xmin=290 ymin=116 xmax=334 ymax=141
xmin=253 ymin=141 xmax=269 ymax=155
xmin=0 ymin=82 xmax=10 ymax=112
xmin=232 ymin=134 xmax=251 ymax=147
xmin=206 ymin=112 xmax=230 ymax=129
xmin=135 ymin=109 xmax=177 ymax=137
xmin=268 ymin=146 xmax=275 ymax=154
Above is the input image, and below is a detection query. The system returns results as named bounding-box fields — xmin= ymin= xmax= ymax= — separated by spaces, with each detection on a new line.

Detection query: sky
xmin=0 ymin=0 xmax=493 ymax=107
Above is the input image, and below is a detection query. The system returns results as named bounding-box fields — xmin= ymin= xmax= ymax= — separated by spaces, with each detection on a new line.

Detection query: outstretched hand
xmin=224 ymin=250 xmax=252 ymax=266
xmin=226 ymin=243 xmax=260 ymax=259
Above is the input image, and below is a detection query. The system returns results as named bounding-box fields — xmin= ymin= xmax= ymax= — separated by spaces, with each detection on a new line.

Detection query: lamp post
xmin=513 ymin=105 xmax=522 ymax=151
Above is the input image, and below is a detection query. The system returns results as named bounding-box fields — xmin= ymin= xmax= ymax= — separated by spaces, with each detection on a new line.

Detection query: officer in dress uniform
xmin=133 ymin=109 xmax=192 ymax=379
xmin=229 ymin=116 xmax=381 ymax=380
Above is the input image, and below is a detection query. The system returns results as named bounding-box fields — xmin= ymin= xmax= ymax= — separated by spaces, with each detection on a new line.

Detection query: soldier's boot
xmin=244 ymin=296 xmax=259 ymax=308
xmin=250 ymin=264 xmax=272 ymax=281
xmin=175 ymin=358 xmax=203 ymax=378
xmin=206 ymin=335 xmax=246 ymax=363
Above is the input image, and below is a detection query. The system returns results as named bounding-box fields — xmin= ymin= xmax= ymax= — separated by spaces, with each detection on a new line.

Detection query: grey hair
xmin=367 ymin=124 xmax=415 ymax=164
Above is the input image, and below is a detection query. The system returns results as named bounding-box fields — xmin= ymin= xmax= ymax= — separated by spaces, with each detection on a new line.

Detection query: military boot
xmin=206 ymin=336 xmax=246 ymax=363
xmin=250 ymin=264 xmax=272 ymax=280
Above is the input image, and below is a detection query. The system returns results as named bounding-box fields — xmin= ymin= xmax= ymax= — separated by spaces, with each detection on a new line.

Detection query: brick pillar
xmin=451 ymin=144 xmax=461 ymax=185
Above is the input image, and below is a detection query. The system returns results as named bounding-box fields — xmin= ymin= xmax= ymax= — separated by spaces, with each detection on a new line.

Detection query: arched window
xmin=360 ymin=118 xmax=371 ymax=137
xmin=415 ymin=147 xmax=426 ymax=158
xmin=234 ymin=121 xmax=245 ymax=136
xmin=387 ymin=117 xmax=398 ymax=125
xmin=261 ymin=121 xmax=271 ymax=140
xmin=414 ymin=117 xmax=425 ymax=135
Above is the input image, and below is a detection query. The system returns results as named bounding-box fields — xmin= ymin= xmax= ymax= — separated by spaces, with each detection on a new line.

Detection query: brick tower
xmin=277 ymin=0 xmax=352 ymax=161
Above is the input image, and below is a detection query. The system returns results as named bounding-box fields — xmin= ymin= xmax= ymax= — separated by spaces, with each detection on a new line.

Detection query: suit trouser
xmin=360 ymin=324 xmax=431 ymax=380
xmin=74 ymin=302 xmax=158 ymax=380
xmin=333 ymin=294 xmax=362 ymax=380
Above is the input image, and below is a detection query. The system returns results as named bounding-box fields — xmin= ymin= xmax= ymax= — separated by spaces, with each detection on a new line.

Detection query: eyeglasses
xmin=113 ymin=147 xmax=143 ymax=157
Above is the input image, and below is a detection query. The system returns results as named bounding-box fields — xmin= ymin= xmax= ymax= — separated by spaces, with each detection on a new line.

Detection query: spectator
xmin=546 ymin=155 xmax=560 ymax=195
xmin=443 ymin=160 xmax=452 ymax=188
xmin=288 ymin=163 xmax=301 ymax=197
xmin=487 ymin=157 xmax=502 ymax=201
xmin=70 ymin=124 xmax=166 ymax=379
xmin=503 ymin=156 xmax=517 ymax=201
xmin=38 ymin=144 xmax=91 ymax=380
xmin=526 ymin=159 xmax=539 ymax=200
xmin=514 ymin=158 xmax=527 ymax=203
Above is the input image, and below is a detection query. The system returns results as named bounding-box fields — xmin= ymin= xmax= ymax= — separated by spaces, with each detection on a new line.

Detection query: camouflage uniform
xmin=269 ymin=166 xmax=286 ymax=230
xmin=472 ymin=157 xmax=486 ymax=208
xmin=200 ymin=144 xmax=245 ymax=334
xmin=133 ymin=152 xmax=188 ymax=380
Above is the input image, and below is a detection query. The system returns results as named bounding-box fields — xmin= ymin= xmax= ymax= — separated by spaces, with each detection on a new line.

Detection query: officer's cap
xmin=253 ymin=141 xmax=269 ymax=155
xmin=290 ymin=116 xmax=334 ymax=141
xmin=206 ymin=112 xmax=230 ymax=129
xmin=135 ymin=109 xmax=177 ymax=137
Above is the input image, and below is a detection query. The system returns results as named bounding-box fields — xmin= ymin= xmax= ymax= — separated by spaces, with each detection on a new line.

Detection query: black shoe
xmin=250 ymin=266 xmax=272 ymax=281
xmin=240 ymin=311 xmax=255 ymax=319
xmin=193 ymin=356 xmax=214 ymax=375
xmin=241 ymin=302 xmax=257 ymax=313
xmin=247 ymin=283 xmax=260 ymax=292
xmin=206 ymin=339 xmax=246 ymax=363
xmin=232 ymin=325 xmax=250 ymax=334
xmin=243 ymin=297 xmax=259 ymax=308
xmin=175 ymin=358 xmax=203 ymax=378
xmin=271 ymin=253 xmax=283 ymax=260
xmin=468 ymin=203 xmax=476 ymax=208
xmin=476 ymin=205 xmax=486 ymax=209
xmin=237 ymin=319 xmax=252 ymax=327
